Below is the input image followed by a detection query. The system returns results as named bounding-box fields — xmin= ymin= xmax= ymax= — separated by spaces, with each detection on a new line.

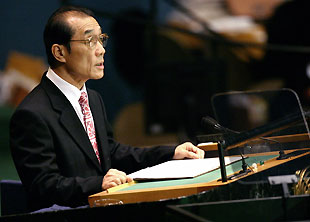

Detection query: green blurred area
xmin=0 ymin=105 xmax=19 ymax=216
xmin=0 ymin=105 xmax=19 ymax=181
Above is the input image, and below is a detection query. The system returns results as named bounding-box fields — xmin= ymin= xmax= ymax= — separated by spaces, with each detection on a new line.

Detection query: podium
xmin=88 ymin=140 xmax=310 ymax=207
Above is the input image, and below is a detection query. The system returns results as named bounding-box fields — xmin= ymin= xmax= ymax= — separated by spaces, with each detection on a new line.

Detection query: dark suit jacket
xmin=10 ymin=74 xmax=175 ymax=210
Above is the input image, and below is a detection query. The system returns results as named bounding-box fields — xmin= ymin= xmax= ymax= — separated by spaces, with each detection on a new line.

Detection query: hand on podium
xmin=173 ymin=142 xmax=205 ymax=160
xmin=101 ymin=169 xmax=133 ymax=190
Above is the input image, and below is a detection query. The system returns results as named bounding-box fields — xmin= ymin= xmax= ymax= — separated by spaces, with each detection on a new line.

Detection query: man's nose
xmin=96 ymin=42 xmax=105 ymax=56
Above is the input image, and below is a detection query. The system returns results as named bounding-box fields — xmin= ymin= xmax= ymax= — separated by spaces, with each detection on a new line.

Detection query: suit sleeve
xmin=110 ymin=139 xmax=176 ymax=174
xmin=95 ymin=92 xmax=176 ymax=174
xmin=10 ymin=109 xmax=102 ymax=209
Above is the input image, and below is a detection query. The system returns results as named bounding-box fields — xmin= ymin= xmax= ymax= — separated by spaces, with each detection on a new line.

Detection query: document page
xmin=128 ymin=156 xmax=242 ymax=180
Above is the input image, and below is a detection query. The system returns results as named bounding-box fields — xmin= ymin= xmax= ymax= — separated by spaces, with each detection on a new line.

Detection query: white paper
xmin=128 ymin=156 xmax=242 ymax=180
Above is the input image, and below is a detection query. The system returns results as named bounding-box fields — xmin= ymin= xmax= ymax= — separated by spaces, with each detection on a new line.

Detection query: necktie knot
xmin=79 ymin=92 xmax=88 ymax=107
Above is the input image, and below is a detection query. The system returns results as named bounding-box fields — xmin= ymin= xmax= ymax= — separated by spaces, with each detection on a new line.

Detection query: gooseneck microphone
xmin=201 ymin=116 xmax=287 ymax=160
xmin=201 ymin=116 xmax=240 ymax=135
xmin=201 ymin=116 xmax=251 ymax=176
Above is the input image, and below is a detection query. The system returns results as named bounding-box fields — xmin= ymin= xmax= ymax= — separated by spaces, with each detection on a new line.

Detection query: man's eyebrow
xmin=84 ymin=27 xmax=102 ymax=35
xmin=84 ymin=29 xmax=94 ymax=35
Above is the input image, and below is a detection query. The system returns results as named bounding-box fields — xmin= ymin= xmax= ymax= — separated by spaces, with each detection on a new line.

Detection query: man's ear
xmin=51 ymin=44 xmax=67 ymax=63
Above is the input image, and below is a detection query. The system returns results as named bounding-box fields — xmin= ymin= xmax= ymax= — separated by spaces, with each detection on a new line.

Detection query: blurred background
xmin=1 ymin=0 xmax=310 ymax=185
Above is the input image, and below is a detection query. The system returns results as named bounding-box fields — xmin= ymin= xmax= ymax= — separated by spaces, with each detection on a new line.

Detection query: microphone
xmin=201 ymin=116 xmax=251 ymax=177
xmin=201 ymin=116 xmax=239 ymax=134
xmin=201 ymin=116 xmax=287 ymax=160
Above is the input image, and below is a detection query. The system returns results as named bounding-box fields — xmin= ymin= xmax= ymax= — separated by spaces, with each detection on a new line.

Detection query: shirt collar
xmin=46 ymin=67 xmax=87 ymax=103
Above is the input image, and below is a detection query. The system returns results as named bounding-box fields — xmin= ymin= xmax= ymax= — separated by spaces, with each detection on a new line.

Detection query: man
xmin=10 ymin=6 xmax=204 ymax=211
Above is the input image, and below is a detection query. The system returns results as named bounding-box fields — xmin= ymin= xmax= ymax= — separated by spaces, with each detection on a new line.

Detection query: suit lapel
xmin=88 ymin=90 xmax=111 ymax=171
xmin=59 ymin=108 xmax=103 ymax=172
xmin=40 ymin=75 xmax=102 ymax=172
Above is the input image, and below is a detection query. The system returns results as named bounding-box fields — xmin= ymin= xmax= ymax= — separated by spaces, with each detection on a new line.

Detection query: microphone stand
xmin=227 ymin=152 xmax=252 ymax=180
xmin=217 ymin=141 xmax=227 ymax=182
xmin=201 ymin=116 xmax=256 ymax=180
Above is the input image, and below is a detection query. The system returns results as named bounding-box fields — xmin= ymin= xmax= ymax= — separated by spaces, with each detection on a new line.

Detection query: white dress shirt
xmin=46 ymin=67 xmax=89 ymax=130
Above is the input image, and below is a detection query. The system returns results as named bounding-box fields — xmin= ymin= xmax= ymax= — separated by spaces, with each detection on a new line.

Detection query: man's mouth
xmin=95 ymin=62 xmax=103 ymax=66
xmin=95 ymin=62 xmax=104 ymax=69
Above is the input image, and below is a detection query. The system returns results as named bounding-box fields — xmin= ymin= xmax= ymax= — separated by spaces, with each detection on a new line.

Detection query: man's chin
xmin=92 ymin=71 xmax=104 ymax=80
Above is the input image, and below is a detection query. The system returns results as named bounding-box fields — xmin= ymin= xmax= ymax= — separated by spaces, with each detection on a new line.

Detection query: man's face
xmin=63 ymin=15 xmax=105 ymax=86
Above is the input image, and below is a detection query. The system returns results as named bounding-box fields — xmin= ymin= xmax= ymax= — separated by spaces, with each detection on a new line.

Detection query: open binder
xmin=128 ymin=156 xmax=242 ymax=181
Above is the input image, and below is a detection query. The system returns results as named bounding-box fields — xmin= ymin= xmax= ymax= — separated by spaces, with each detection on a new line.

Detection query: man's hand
xmin=101 ymin=169 xmax=133 ymax=190
xmin=173 ymin=142 xmax=205 ymax=160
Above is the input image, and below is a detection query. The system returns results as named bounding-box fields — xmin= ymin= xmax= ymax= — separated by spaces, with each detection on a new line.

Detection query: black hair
xmin=43 ymin=6 xmax=95 ymax=67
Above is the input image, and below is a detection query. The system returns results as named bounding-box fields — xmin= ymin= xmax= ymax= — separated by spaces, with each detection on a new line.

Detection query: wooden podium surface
xmin=88 ymin=144 xmax=310 ymax=207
